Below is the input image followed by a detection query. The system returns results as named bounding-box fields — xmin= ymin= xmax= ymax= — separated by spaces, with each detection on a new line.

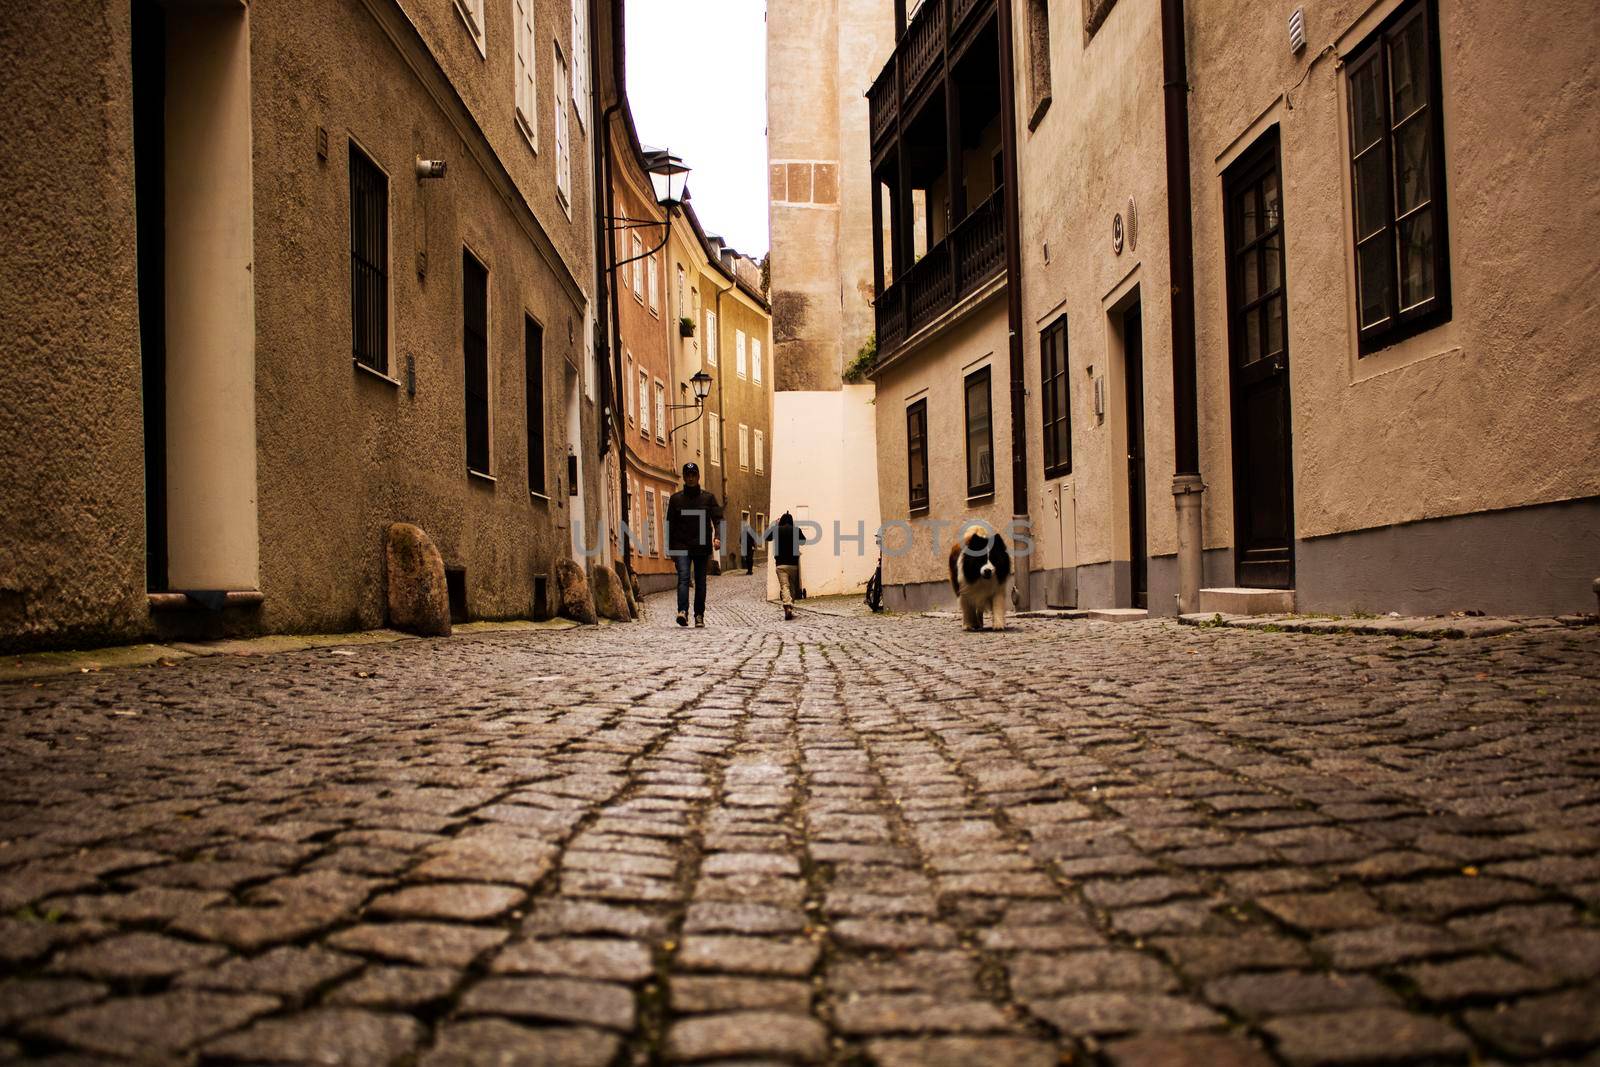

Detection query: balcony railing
xmin=868 ymin=57 xmax=897 ymax=146
xmin=873 ymin=188 xmax=1006 ymax=359
xmin=902 ymin=0 xmax=944 ymax=96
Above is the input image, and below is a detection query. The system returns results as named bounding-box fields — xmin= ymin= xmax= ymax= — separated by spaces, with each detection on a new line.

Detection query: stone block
xmin=385 ymin=523 xmax=450 ymax=636
xmin=554 ymin=558 xmax=597 ymax=624
xmin=591 ymin=563 xmax=629 ymax=622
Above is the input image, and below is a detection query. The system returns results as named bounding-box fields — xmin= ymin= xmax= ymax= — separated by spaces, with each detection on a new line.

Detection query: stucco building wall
xmin=0 ymin=0 xmax=605 ymax=650
xmin=1013 ymin=0 xmax=1179 ymax=608
xmin=0 ymin=1 xmax=149 ymax=649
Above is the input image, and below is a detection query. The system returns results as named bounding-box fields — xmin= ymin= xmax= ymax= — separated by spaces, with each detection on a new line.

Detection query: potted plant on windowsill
xmin=679 ymin=316 xmax=695 ymax=338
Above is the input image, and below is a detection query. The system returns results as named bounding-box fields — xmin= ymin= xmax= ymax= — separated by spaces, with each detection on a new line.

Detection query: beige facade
xmin=0 ymin=0 xmax=610 ymax=651
xmin=830 ymin=0 xmax=1598 ymax=617
xmin=665 ymin=203 xmax=774 ymax=577
xmin=766 ymin=0 xmax=887 ymax=597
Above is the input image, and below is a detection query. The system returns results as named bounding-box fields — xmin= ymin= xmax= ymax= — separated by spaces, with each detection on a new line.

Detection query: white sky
xmin=624 ymin=0 xmax=769 ymax=257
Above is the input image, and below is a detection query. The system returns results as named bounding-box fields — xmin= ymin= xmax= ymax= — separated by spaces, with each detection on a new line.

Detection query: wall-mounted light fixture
xmin=415 ymin=157 xmax=448 ymax=180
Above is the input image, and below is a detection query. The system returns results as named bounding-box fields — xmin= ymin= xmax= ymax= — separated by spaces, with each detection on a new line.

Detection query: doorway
xmin=1122 ymin=299 xmax=1147 ymax=609
xmin=1224 ymin=130 xmax=1294 ymax=589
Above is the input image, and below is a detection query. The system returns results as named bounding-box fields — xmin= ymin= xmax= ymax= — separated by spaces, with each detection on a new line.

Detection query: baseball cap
xmin=683 ymin=462 xmax=700 ymax=476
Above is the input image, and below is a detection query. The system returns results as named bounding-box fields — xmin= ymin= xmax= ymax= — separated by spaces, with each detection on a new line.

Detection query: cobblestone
xmin=2 ymin=573 xmax=1597 ymax=1063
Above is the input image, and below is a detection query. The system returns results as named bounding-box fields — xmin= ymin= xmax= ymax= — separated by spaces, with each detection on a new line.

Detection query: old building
xmin=665 ymin=202 xmax=774 ymax=578
xmin=766 ymin=0 xmax=887 ymax=598
xmin=605 ymin=104 xmax=678 ymax=593
xmin=0 ymin=0 xmax=611 ymax=650
xmin=1014 ymin=0 xmax=1599 ymax=616
xmin=816 ymin=0 xmax=1597 ymax=617
xmin=861 ymin=0 xmax=1027 ymax=611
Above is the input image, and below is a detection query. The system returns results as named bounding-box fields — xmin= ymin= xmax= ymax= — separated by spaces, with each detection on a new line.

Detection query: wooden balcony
xmin=867 ymin=0 xmax=996 ymax=156
xmin=874 ymin=188 xmax=1006 ymax=356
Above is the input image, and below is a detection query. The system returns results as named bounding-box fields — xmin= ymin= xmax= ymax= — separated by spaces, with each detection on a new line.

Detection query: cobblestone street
xmin=3 ymin=574 xmax=1599 ymax=1065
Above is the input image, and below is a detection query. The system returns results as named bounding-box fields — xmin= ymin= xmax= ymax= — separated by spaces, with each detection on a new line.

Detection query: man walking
xmin=666 ymin=462 xmax=722 ymax=627
xmin=766 ymin=511 xmax=807 ymax=621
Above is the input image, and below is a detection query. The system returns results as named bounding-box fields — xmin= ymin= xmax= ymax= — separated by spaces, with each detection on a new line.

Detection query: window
xmin=676 ymin=265 xmax=686 ymax=315
xmin=1025 ymin=0 xmax=1051 ymax=124
xmin=752 ymin=338 xmax=763 ymax=385
xmin=570 ymin=0 xmax=589 ymax=132
xmin=907 ymin=399 xmax=929 ymax=512
xmin=553 ymin=44 xmax=571 ymax=209
xmin=755 ymin=513 xmax=765 ymax=542
xmin=454 ymin=0 xmax=486 ymax=55
xmin=625 ymin=352 xmax=634 ymax=421
xmin=964 ymin=367 xmax=994 ymax=497
xmin=463 ymin=250 xmax=490 ymax=475
xmin=1346 ymin=0 xmax=1450 ymax=353
xmin=704 ymin=310 xmax=717 ymax=365
xmin=525 ymin=316 xmax=546 ymax=494
xmin=513 ymin=0 xmax=536 ymax=146
xmin=736 ymin=329 xmax=748 ymax=379
xmin=1227 ymin=133 xmax=1289 ymax=371
xmin=647 ymin=255 xmax=659 ymax=313
xmin=754 ymin=429 xmax=764 ymax=474
xmin=738 ymin=423 xmax=749 ymax=471
xmin=632 ymin=235 xmax=644 ymax=301
xmin=654 ymin=379 xmax=666 ymax=442
xmin=709 ymin=411 xmax=722 ymax=465
xmin=1040 ymin=316 xmax=1071 ymax=478
xmin=638 ymin=369 xmax=650 ymax=438
xmin=349 ymin=142 xmax=389 ymax=374
xmin=644 ymin=488 xmax=656 ymax=555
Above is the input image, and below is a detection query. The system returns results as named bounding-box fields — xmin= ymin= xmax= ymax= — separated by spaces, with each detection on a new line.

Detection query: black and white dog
xmin=948 ymin=524 xmax=1010 ymax=631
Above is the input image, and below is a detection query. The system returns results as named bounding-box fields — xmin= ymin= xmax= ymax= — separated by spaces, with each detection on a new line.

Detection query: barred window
xmin=964 ymin=367 xmax=994 ymax=497
xmin=349 ymin=143 xmax=388 ymax=374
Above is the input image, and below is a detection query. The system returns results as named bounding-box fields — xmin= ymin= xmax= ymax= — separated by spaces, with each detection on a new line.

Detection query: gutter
xmin=996 ymin=0 xmax=1031 ymax=607
xmin=1160 ymin=0 xmax=1206 ymax=612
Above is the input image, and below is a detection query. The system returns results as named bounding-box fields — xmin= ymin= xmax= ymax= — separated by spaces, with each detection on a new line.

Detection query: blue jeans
xmin=674 ymin=553 xmax=710 ymax=616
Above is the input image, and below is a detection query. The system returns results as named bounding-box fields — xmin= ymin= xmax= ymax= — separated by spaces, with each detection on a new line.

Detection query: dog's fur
xmin=948 ymin=524 xmax=1011 ymax=632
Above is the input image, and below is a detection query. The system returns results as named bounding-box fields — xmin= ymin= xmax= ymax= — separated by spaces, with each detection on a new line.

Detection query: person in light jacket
xmin=765 ymin=512 xmax=807 ymax=620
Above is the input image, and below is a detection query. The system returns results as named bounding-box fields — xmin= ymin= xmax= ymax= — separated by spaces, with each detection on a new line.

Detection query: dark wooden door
xmin=1123 ymin=300 xmax=1147 ymax=609
xmin=1225 ymin=132 xmax=1294 ymax=589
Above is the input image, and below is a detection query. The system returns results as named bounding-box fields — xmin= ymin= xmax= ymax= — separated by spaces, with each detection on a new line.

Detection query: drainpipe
xmin=711 ymin=273 xmax=733 ymax=568
xmin=1161 ymin=0 xmax=1204 ymax=614
xmin=601 ymin=101 xmax=628 ymax=571
xmin=996 ymin=0 xmax=1031 ymax=609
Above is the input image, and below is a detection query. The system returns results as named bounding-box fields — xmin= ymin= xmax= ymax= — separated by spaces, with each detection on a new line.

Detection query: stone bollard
xmin=616 ymin=561 xmax=639 ymax=618
xmin=385 ymin=523 xmax=451 ymax=636
xmin=591 ymin=563 xmax=630 ymax=622
xmin=554 ymin=558 xmax=598 ymax=624
xmin=1593 ymin=577 xmax=1599 ymax=617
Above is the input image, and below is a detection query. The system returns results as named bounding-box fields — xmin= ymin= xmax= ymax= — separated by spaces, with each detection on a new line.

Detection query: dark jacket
xmin=666 ymin=487 xmax=722 ymax=556
xmin=766 ymin=517 xmax=807 ymax=566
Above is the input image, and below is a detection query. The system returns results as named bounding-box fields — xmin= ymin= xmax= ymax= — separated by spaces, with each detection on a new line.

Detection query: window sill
xmin=452 ymin=0 xmax=486 ymax=58
xmin=516 ymin=113 xmax=538 ymax=154
xmin=966 ymin=490 xmax=995 ymax=506
xmin=909 ymin=504 xmax=931 ymax=516
xmin=468 ymin=468 xmax=496 ymax=486
xmin=354 ymin=360 xmax=401 ymax=387
xmin=530 ymin=490 xmax=551 ymax=504
xmin=1027 ymin=93 xmax=1052 ymax=132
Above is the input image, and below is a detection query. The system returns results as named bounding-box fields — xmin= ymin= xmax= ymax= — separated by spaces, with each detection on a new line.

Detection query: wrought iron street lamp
xmin=668 ymin=369 xmax=713 ymax=435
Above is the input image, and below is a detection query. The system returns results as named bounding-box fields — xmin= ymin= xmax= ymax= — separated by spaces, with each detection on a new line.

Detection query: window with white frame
xmin=455 ymin=0 xmax=486 ymax=56
xmin=638 ymin=370 xmax=650 ymax=438
xmin=704 ymin=309 xmax=717 ymax=365
xmin=513 ymin=0 xmax=536 ymax=145
xmin=644 ymin=488 xmax=656 ymax=555
xmin=676 ymin=265 xmax=686 ymax=315
xmin=752 ymin=337 xmax=763 ymax=385
xmin=709 ymin=411 xmax=722 ymax=465
xmin=632 ymin=236 xmax=644 ymax=301
xmin=654 ymin=379 xmax=666 ymax=442
xmin=739 ymin=423 xmax=749 ymax=471
xmin=625 ymin=352 xmax=634 ymax=422
xmin=754 ymin=428 xmax=764 ymax=474
xmin=647 ymin=256 xmax=659 ymax=313
xmin=736 ymin=329 xmax=747 ymax=379
xmin=570 ymin=0 xmax=590 ymax=132
xmin=553 ymin=44 xmax=571 ymax=209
